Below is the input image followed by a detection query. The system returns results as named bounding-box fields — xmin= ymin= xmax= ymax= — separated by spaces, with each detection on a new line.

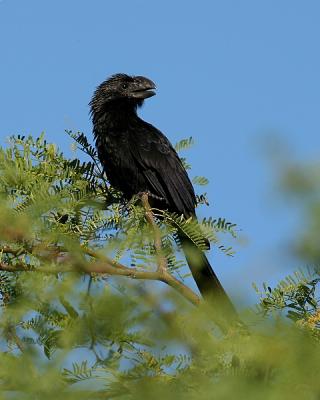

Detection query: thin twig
xmin=6 ymin=326 xmax=25 ymax=353
xmin=140 ymin=193 xmax=168 ymax=275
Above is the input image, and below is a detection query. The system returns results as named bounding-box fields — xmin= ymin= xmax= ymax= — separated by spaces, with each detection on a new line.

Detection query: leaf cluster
xmin=0 ymin=132 xmax=319 ymax=399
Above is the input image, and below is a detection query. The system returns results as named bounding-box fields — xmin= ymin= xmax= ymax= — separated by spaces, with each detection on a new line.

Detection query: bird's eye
xmin=122 ymin=83 xmax=128 ymax=89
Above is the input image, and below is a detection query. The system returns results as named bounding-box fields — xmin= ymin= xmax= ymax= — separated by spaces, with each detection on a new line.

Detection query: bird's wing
xmin=128 ymin=122 xmax=196 ymax=216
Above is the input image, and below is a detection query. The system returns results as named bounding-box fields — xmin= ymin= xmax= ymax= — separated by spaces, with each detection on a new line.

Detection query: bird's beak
xmin=131 ymin=76 xmax=156 ymax=99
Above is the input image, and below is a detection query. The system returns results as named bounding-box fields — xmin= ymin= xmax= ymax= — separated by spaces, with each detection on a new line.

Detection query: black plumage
xmin=90 ymin=73 xmax=237 ymax=318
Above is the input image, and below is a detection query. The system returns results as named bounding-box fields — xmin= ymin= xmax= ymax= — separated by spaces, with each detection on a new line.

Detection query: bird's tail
xmin=179 ymin=235 xmax=238 ymax=320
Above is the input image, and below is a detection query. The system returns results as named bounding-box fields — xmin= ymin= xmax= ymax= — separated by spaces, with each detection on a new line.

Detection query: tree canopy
xmin=0 ymin=132 xmax=319 ymax=399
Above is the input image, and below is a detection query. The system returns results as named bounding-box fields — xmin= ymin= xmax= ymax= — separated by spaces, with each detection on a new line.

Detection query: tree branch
xmin=0 ymin=248 xmax=201 ymax=307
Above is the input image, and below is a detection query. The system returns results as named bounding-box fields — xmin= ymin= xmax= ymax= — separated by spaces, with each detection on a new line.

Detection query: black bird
xmin=90 ymin=73 xmax=237 ymax=318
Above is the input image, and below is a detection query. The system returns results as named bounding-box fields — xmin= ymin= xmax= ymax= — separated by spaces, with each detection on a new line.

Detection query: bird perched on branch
xmin=90 ymin=73 xmax=237 ymax=319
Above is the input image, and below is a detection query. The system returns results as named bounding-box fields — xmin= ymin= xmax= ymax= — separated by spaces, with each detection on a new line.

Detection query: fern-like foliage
xmin=174 ymin=137 xmax=194 ymax=152
xmin=63 ymin=361 xmax=95 ymax=384
xmin=0 ymin=131 xmax=319 ymax=398
xmin=192 ymin=176 xmax=209 ymax=186
xmin=254 ymin=268 xmax=320 ymax=322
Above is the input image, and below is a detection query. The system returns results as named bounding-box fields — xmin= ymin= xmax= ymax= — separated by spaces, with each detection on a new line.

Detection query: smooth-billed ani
xmin=90 ymin=73 xmax=237 ymax=318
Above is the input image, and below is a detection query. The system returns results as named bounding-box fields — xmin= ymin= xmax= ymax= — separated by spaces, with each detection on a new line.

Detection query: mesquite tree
xmin=0 ymin=132 xmax=319 ymax=399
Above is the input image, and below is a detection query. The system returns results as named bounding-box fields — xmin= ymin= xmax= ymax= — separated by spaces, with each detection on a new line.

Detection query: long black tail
xmin=180 ymin=235 xmax=238 ymax=320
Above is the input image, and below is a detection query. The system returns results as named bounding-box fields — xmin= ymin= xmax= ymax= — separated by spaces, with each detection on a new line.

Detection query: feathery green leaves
xmin=0 ymin=131 xmax=319 ymax=399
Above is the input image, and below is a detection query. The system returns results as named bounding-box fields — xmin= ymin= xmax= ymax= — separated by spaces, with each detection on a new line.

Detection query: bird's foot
xmin=137 ymin=191 xmax=165 ymax=202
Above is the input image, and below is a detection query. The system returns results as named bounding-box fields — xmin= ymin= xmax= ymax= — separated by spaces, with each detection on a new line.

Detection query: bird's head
xmin=89 ymin=73 xmax=156 ymax=115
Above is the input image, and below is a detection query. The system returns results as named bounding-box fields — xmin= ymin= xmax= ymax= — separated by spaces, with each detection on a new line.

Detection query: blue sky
xmin=1 ymin=0 xmax=319 ymax=304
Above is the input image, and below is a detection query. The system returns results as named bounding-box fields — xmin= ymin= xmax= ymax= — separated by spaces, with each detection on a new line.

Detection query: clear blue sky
xmin=1 ymin=0 xmax=319 ymax=304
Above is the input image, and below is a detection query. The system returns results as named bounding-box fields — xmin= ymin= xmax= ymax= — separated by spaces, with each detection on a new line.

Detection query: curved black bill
xmin=131 ymin=76 xmax=156 ymax=99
